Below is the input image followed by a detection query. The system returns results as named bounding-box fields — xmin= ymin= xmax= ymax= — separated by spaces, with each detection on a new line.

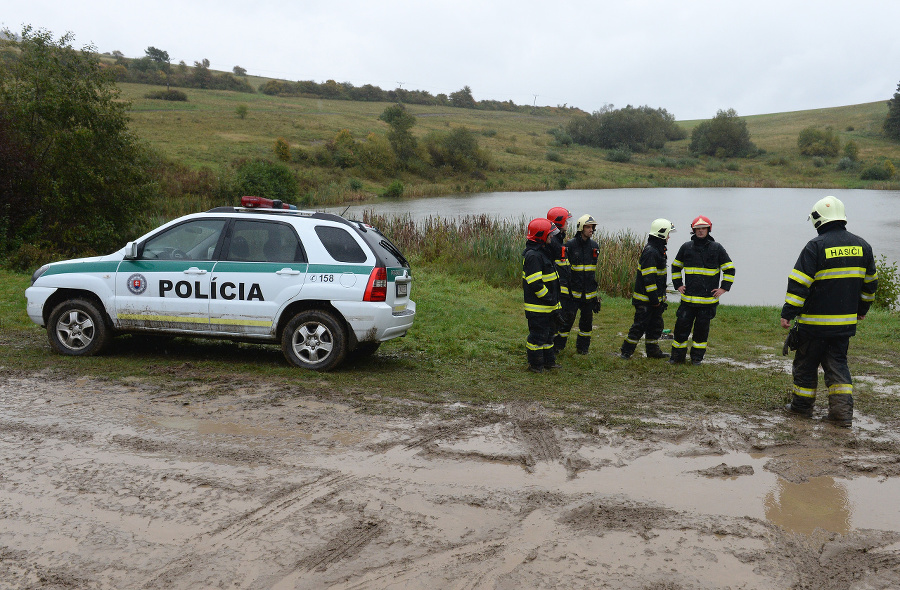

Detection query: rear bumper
xmin=333 ymin=300 xmax=416 ymax=342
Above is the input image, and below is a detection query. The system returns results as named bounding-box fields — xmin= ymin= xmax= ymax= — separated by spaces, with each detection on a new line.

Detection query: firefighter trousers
xmin=554 ymin=296 xmax=593 ymax=353
xmin=792 ymin=335 xmax=853 ymax=401
xmin=671 ymin=304 xmax=717 ymax=362
xmin=621 ymin=304 xmax=666 ymax=356
xmin=526 ymin=312 xmax=557 ymax=369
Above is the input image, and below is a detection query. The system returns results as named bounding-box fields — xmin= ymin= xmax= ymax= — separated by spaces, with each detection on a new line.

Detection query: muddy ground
xmin=2 ymin=368 xmax=900 ymax=590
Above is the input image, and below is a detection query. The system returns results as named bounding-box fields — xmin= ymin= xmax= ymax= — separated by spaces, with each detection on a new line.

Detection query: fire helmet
xmin=527 ymin=218 xmax=557 ymax=243
xmin=691 ymin=215 xmax=712 ymax=231
xmin=577 ymin=214 xmax=598 ymax=233
xmin=809 ymin=196 xmax=847 ymax=229
xmin=547 ymin=206 xmax=572 ymax=228
xmin=649 ymin=218 xmax=676 ymax=239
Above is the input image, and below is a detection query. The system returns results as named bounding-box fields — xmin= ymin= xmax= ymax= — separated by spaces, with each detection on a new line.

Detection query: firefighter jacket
xmin=522 ymin=240 xmax=561 ymax=315
xmin=631 ymin=236 xmax=668 ymax=307
xmin=548 ymin=230 xmax=572 ymax=298
xmin=671 ymin=234 xmax=735 ymax=306
xmin=565 ymin=235 xmax=599 ymax=300
xmin=781 ymin=222 xmax=878 ymax=338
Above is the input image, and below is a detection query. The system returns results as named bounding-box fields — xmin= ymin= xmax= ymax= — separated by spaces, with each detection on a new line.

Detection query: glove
xmin=553 ymin=309 xmax=565 ymax=328
xmin=592 ymin=298 xmax=602 ymax=313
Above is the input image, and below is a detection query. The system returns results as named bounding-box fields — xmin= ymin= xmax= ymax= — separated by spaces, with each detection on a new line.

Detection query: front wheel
xmin=47 ymin=299 xmax=110 ymax=356
xmin=282 ymin=310 xmax=347 ymax=371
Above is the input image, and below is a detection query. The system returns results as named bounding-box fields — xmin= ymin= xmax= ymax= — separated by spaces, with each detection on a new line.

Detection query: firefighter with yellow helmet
xmin=781 ymin=196 xmax=878 ymax=427
xmin=522 ymin=218 xmax=563 ymax=373
xmin=620 ymin=219 xmax=674 ymax=359
xmin=555 ymin=214 xmax=601 ymax=354
xmin=668 ymin=215 xmax=735 ymax=365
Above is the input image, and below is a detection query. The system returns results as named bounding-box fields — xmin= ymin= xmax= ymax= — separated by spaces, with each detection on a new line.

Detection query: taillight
xmin=363 ymin=267 xmax=388 ymax=301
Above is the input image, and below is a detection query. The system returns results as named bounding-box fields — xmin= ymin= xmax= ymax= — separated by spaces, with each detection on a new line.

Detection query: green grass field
xmin=119 ymin=82 xmax=900 ymax=202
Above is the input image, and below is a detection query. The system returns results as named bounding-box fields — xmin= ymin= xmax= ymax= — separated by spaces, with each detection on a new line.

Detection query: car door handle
xmin=184 ymin=268 xmax=208 ymax=275
xmin=276 ymin=268 xmax=301 ymax=275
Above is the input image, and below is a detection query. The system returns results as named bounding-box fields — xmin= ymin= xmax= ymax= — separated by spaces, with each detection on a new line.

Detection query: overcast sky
xmin=4 ymin=1 xmax=900 ymax=120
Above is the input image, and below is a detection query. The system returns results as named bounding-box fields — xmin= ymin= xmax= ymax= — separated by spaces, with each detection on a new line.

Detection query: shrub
xmin=689 ymin=109 xmax=757 ymax=157
xmin=422 ymin=127 xmax=491 ymax=174
xmin=606 ymin=148 xmax=632 ymax=163
xmin=233 ymin=159 xmax=298 ymax=200
xmin=481 ymin=128 xmax=498 ymax=138
xmin=725 ymin=161 xmax=740 ymax=171
xmin=348 ymin=178 xmax=363 ymax=191
xmin=798 ymin=126 xmax=840 ymax=157
xmin=566 ymin=105 xmax=684 ymax=152
xmin=547 ymin=126 xmax=573 ymax=146
xmin=843 ymin=140 xmax=860 ymax=162
xmin=812 ymin=157 xmax=826 ymax=168
xmin=235 ymin=104 xmax=248 ymax=119
xmin=382 ymin=180 xmax=404 ymax=198
xmin=872 ymin=255 xmax=900 ymax=312
xmin=145 ymin=89 xmax=188 ymax=101
xmin=273 ymin=137 xmax=291 ymax=162
xmin=884 ymin=80 xmax=900 ymax=141
xmin=545 ymin=150 xmax=563 ymax=162
xmin=836 ymin=157 xmax=860 ymax=171
xmin=4 ymin=243 xmax=60 ymax=272
xmin=860 ymin=160 xmax=896 ymax=180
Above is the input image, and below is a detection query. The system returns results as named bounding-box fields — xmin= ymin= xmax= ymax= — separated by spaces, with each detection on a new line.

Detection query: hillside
xmin=119 ymin=82 xmax=900 ymax=203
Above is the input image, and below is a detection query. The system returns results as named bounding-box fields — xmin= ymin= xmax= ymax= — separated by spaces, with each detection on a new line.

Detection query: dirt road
xmin=2 ymin=370 xmax=900 ymax=589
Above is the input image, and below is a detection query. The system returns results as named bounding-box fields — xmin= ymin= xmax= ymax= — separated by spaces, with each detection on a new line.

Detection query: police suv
xmin=25 ymin=196 xmax=415 ymax=371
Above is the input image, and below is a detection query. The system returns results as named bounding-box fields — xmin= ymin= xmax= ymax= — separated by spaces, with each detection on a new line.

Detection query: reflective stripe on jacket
xmin=631 ymin=236 xmax=668 ymax=306
xmin=564 ymin=235 xmax=600 ymax=300
xmin=671 ymin=235 xmax=734 ymax=306
xmin=522 ymin=241 xmax=561 ymax=314
xmin=781 ymin=223 xmax=878 ymax=337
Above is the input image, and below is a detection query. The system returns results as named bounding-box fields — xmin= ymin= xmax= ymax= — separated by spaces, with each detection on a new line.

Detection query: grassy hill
xmin=119 ymin=82 xmax=900 ymax=206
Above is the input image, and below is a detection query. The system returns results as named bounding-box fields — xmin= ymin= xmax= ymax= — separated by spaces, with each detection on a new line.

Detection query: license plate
xmin=396 ymin=282 xmax=408 ymax=297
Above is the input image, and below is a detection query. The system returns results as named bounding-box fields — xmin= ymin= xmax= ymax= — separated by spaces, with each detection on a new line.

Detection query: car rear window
xmin=315 ymin=226 xmax=368 ymax=263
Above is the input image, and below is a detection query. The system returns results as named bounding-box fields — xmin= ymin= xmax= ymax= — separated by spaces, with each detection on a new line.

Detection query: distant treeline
xmin=101 ymin=52 xmax=583 ymax=115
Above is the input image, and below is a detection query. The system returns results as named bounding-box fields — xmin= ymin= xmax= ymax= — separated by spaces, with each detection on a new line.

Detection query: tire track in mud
xmin=294 ymin=519 xmax=387 ymax=572
xmin=508 ymin=403 xmax=561 ymax=469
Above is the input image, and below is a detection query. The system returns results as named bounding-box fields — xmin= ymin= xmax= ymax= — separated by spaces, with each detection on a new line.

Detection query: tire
xmin=47 ymin=299 xmax=110 ymax=356
xmin=281 ymin=309 xmax=347 ymax=371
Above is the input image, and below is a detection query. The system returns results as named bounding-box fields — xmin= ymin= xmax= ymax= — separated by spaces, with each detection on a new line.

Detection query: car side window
xmin=225 ymin=220 xmax=306 ymax=263
xmin=141 ymin=219 xmax=226 ymax=260
xmin=315 ymin=226 xmax=368 ymax=263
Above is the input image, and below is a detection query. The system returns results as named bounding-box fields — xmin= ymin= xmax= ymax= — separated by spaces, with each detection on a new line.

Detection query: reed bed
xmin=362 ymin=212 xmax=644 ymax=297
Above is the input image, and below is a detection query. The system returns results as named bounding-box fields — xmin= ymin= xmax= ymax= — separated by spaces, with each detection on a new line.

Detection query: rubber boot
xmin=575 ymin=334 xmax=590 ymax=355
xmin=784 ymin=393 xmax=815 ymax=418
xmin=645 ymin=343 xmax=669 ymax=359
xmin=668 ymin=347 xmax=686 ymax=364
xmin=620 ymin=340 xmax=637 ymax=359
xmin=543 ymin=347 xmax=560 ymax=370
xmin=824 ymin=394 xmax=853 ymax=428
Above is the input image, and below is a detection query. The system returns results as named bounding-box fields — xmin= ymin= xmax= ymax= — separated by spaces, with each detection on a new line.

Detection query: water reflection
xmin=764 ymin=476 xmax=851 ymax=536
xmin=342 ymin=188 xmax=900 ymax=306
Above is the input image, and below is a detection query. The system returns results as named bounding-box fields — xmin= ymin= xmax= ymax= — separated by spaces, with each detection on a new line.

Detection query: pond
xmin=341 ymin=188 xmax=900 ymax=306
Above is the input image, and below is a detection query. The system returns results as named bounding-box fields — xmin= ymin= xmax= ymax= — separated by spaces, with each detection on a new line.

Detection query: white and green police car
xmin=25 ymin=196 xmax=415 ymax=371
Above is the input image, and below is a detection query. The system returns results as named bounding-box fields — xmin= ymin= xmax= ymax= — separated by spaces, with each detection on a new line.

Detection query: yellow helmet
xmin=809 ymin=195 xmax=846 ymax=229
xmin=649 ymin=218 xmax=676 ymax=239
xmin=576 ymin=214 xmax=597 ymax=232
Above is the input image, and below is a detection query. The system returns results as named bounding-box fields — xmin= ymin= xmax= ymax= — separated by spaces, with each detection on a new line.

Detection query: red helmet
xmin=527 ymin=218 xmax=556 ymax=242
xmin=547 ymin=206 xmax=572 ymax=228
xmin=691 ymin=215 xmax=712 ymax=231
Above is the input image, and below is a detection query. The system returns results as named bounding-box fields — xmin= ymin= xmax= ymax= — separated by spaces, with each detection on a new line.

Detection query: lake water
xmin=341 ymin=188 xmax=900 ymax=306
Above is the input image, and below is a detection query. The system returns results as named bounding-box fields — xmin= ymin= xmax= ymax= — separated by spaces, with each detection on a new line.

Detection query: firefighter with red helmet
xmin=546 ymin=207 xmax=573 ymax=347
xmin=668 ymin=215 xmax=735 ymax=365
xmin=781 ymin=196 xmax=878 ymax=427
xmin=556 ymin=214 xmax=601 ymax=354
xmin=522 ymin=218 xmax=563 ymax=373
xmin=620 ymin=219 xmax=674 ymax=359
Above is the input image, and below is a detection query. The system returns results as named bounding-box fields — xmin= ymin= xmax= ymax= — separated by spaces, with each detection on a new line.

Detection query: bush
xmin=872 ymin=255 xmax=900 ymax=312
xmin=545 ymin=150 xmax=563 ymax=162
xmin=689 ymin=109 xmax=757 ymax=157
xmin=235 ymin=104 xmax=248 ymax=119
xmin=382 ymin=180 xmax=404 ymax=198
xmin=836 ymin=157 xmax=860 ymax=171
xmin=422 ymin=127 xmax=491 ymax=174
xmin=233 ymin=159 xmax=298 ymax=200
xmin=798 ymin=126 xmax=840 ymax=157
xmin=145 ymin=89 xmax=188 ymax=101
xmin=606 ymin=148 xmax=632 ymax=163
xmin=843 ymin=140 xmax=860 ymax=161
xmin=812 ymin=157 xmax=826 ymax=168
xmin=884 ymin=80 xmax=900 ymax=141
xmin=566 ymin=105 xmax=685 ymax=152
xmin=860 ymin=160 xmax=896 ymax=180
xmin=273 ymin=137 xmax=291 ymax=162
xmin=547 ymin=126 xmax=573 ymax=146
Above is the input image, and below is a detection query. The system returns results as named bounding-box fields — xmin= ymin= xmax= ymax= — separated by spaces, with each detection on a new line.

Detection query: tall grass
xmin=363 ymin=212 xmax=644 ymax=296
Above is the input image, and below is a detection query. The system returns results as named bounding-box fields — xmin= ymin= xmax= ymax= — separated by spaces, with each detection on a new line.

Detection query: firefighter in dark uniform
xmin=523 ymin=218 xmax=563 ymax=373
xmin=781 ymin=196 xmax=878 ymax=427
xmin=668 ymin=215 xmax=735 ymax=365
xmin=620 ymin=219 xmax=675 ymax=359
xmin=556 ymin=214 xmax=601 ymax=355
xmin=547 ymin=207 xmax=572 ymax=351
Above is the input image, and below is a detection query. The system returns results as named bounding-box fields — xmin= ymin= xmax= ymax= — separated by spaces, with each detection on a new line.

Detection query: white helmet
xmin=809 ymin=195 xmax=847 ymax=229
xmin=649 ymin=218 xmax=676 ymax=239
xmin=576 ymin=214 xmax=598 ymax=232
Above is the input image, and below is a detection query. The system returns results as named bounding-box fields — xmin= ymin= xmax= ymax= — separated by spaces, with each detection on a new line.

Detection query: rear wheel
xmin=282 ymin=309 xmax=347 ymax=371
xmin=47 ymin=299 xmax=110 ymax=356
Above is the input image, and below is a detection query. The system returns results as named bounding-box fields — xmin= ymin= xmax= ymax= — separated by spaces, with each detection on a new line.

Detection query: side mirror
xmin=124 ymin=241 xmax=139 ymax=260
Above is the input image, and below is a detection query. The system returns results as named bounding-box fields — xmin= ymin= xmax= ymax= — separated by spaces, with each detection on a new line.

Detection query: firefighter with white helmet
xmin=620 ymin=219 xmax=674 ymax=359
xmin=522 ymin=218 xmax=563 ymax=373
xmin=668 ymin=215 xmax=735 ymax=365
xmin=781 ymin=196 xmax=878 ymax=427
xmin=555 ymin=214 xmax=601 ymax=355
